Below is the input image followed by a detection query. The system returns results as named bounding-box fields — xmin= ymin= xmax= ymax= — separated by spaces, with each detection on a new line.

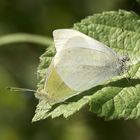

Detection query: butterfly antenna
xmin=7 ymin=87 xmax=36 ymax=93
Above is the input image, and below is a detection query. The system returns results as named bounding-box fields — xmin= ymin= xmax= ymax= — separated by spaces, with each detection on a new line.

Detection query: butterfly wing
xmin=54 ymin=40 xmax=119 ymax=91
xmin=53 ymin=29 xmax=116 ymax=56
xmin=43 ymin=61 xmax=77 ymax=104
xmin=43 ymin=29 xmax=120 ymax=104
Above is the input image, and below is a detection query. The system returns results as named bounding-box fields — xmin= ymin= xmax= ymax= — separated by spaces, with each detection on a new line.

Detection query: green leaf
xmin=33 ymin=10 xmax=140 ymax=122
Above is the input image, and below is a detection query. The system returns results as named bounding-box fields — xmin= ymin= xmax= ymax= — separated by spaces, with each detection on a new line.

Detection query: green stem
xmin=0 ymin=33 xmax=53 ymax=47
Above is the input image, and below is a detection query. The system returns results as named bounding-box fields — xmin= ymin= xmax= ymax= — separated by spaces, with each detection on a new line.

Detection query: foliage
xmin=33 ymin=10 xmax=140 ymax=121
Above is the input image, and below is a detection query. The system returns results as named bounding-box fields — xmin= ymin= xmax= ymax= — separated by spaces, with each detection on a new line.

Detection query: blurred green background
xmin=0 ymin=0 xmax=140 ymax=140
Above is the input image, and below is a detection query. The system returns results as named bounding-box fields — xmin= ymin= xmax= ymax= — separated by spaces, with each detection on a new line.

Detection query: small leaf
xmin=33 ymin=10 xmax=140 ymax=121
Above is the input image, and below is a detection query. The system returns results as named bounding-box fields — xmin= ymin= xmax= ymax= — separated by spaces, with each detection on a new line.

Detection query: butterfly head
xmin=117 ymin=55 xmax=130 ymax=75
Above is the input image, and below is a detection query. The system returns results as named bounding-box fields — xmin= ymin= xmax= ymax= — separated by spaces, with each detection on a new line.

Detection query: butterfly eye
xmin=125 ymin=56 xmax=130 ymax=62
xmin=120 ymin=55 xmax=130 ymax=62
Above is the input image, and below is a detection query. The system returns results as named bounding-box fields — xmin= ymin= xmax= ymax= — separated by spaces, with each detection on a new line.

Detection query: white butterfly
xmin=36 ymin=29 xmax=129 ymax=105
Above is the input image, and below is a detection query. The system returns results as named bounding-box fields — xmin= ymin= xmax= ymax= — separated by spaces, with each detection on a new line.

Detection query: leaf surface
xmin=33 ymin=10 xmax=140 ymax=122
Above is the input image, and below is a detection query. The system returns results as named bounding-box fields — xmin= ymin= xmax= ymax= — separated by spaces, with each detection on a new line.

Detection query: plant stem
xmin=0 ymin=33 xmax=53 ymax=47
